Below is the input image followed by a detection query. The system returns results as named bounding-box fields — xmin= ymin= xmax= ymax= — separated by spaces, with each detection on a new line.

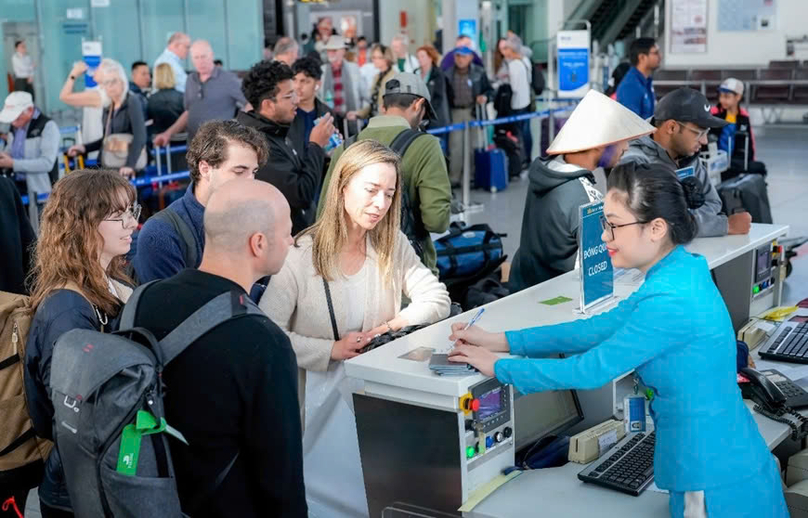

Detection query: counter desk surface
xmin=344 ymin=224 xmax=791 ymax=517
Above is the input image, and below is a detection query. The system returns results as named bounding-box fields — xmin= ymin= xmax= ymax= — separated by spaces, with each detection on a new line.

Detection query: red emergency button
xmin=470 ymin=399 xmax=480 ymax=412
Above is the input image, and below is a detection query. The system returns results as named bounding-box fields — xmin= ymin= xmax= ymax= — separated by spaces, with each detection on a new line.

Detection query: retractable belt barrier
xmin=25 ymin=103 xmax=579 ymax=207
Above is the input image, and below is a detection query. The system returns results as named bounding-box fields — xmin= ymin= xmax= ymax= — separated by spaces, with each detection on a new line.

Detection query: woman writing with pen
xmin=448 ymin=162 xmax=787 ymax=518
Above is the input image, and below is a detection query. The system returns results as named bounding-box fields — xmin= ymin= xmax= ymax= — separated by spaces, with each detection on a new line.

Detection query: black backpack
xmin=344 ymin=129 xmax=429 ymax=259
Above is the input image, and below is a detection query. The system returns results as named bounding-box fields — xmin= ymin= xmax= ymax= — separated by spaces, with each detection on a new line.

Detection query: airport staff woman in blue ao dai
xmin=448 ymin=162 xmax=787 ymax=518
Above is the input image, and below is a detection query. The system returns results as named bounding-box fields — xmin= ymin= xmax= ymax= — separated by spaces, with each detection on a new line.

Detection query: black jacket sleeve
xmin=25 ymin=292 xmax=98 ymax=440
xmin=125 ymin=95 xmax=148 ymax=169
xmin=479 ymin=71 xmax=495 ymax=101
xmin=261 ymin=139 xmax=325 ymax=211
xmin=243 ymin=319 xmax=307 ymax=516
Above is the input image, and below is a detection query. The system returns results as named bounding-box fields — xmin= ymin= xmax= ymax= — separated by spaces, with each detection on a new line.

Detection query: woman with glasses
xmin=66 ymin=59 xmax=147 ymax=179
xmin=448 ymin=162 xmax=788 ymax=518
xmin=25 ymin=170 xmax=138 ymax=518
xmin=351 ymin=44 xmax=396 ymax=120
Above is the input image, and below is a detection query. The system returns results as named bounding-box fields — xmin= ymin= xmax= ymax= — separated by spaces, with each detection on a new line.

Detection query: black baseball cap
xmin=653 ymin=88 xmax=728 ymax=129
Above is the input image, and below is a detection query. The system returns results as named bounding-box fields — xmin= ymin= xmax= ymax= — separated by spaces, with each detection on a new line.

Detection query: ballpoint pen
xmin=449 ymin=307 xmax=486 ymax=351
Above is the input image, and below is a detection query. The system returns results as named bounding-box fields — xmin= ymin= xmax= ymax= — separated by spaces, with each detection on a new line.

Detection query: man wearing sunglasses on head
xmin=621 ymin=88 xmax=752 ymax=236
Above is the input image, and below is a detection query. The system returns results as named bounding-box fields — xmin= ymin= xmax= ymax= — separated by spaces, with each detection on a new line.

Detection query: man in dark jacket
xmin=445 ymin=47 xmax=494 ymax=186
xmin=621 ymin=88 xmax=751 ymax=237
xmin=238 ymin=60 xmax=335 ymax=234
xmin=0 ymin=176 xmax=34 ymax=294
xmin=130 ymin=179 xmax=307 ymax=517
xmin=289 ymin=55 xmax=340 ymax=158
xmin=509 ymin=91 xmax=655 ymax=292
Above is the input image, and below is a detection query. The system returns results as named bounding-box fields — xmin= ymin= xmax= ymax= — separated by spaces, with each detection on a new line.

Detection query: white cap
xmin=0 ymin=91 xmax=34 ymax=124
xmin=547 ymin=90 xmax=656 ymax=155
xmin=323 ymin=36 xmax=348 ymax=51
xmin=719 ymin=78 xmax=744 ymax=96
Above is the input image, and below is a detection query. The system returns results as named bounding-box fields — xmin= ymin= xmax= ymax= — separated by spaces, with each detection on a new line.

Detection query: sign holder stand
xmin=576 ymin=200 xmax=615 ymax=315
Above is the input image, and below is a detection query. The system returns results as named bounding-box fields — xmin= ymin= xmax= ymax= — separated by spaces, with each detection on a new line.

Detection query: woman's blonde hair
xmin=299 ymin=139 xmax=402 ymax=284
xmin=28 ymin=170 xmax=136 ymax=316
xmin=153 ymin=62 xmax=176 ymax=90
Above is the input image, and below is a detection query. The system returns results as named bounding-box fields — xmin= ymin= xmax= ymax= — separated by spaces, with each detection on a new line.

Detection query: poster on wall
xmin=557 ymin=30 xmax=590 ymax=98
xmin=718 ymin=0 xmax=777 ymax=32
xmin=670 ymin=0 xmax=708 ymax=54
xmin=309 ymin=11 xmax=362 ymax=41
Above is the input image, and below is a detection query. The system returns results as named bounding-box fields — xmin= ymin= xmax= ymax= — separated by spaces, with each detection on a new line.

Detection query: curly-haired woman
xmin=24 ymin=169 xmax=138 ymax=517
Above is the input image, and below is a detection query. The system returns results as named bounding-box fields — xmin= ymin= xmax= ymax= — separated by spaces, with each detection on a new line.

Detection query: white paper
xmin=91 ymin=0 xmax=110 ymax=7
xmin=647 ymin=481 xmax=669 ymax=494
xmin=598 ymin=430 xmax=618 ymax=457
xmin=66 ymin=8 xmax=84 ymax=19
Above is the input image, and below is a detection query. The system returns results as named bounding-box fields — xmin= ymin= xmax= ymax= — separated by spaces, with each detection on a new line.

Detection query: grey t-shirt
xmin=184 ymin=67 xmax=247 ymax=142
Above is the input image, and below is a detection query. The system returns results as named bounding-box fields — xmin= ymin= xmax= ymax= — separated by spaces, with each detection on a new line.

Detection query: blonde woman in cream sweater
xmin=261 ymin=139 xmax=450 ymax=518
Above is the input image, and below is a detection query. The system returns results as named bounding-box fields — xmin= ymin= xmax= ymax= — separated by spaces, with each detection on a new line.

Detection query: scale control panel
xmin=459 ymin=378 xmax=514 ymax=464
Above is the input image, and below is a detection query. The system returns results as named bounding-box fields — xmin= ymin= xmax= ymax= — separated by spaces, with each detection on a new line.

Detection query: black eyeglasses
xmin=600 ymin=216 xmax=646 ymax=241
xmin=104 ymin=203 xmax=141 ymax=229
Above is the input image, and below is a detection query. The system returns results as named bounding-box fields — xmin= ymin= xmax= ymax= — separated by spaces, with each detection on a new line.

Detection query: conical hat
xmin=547 ymin=90 xmax=656 ymax=155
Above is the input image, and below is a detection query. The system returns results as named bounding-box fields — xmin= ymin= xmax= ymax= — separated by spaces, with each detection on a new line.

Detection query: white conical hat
xmin=547 ymin=90 xmax=656 ymax=155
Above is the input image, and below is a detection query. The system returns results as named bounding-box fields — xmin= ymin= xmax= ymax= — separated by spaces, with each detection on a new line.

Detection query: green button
xmin=753 ymin=286 xmax=760 ymax=294
xmin=466 ymin=446 xmax=476 ymax=459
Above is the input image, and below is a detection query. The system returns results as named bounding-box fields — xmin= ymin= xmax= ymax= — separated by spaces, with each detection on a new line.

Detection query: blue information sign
xmin=558 ymin=48 xmax=589 ymax=92
xmin=458 ymin=19 xmax=477 ymax=39
xmin=579 ymin=201 xmax=614 ymax=311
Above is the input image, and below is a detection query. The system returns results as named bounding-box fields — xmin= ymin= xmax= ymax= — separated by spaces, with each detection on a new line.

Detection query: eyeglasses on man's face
xmin=104 ymin=203 xmax=141 ymax=228
xmin=676 ymin=121 xmax=709 ymax=140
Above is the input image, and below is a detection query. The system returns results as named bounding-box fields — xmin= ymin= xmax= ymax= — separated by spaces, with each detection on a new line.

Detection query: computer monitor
xmin=513 ymin=388 xmax=583 ymax=452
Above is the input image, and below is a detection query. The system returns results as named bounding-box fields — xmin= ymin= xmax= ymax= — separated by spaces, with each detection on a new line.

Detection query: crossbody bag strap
xmin=322 ymin=278 xmax=340 ymax=341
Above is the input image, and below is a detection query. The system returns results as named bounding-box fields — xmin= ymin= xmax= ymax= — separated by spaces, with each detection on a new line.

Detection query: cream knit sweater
xmin=260 ymin=232 xmax=451 ymax=401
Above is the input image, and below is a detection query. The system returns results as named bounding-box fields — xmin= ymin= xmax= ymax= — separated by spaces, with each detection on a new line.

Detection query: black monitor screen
xmin=755 ymin=247 xmax=771 ymax=283
xmin=477 ymin=388 xmax=502 ymax=421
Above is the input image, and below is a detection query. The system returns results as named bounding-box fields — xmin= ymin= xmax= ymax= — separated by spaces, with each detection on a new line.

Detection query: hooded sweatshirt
xmin=621 ymin=135 xmax=727 ymax=237
xmin=509 ymin=157 xmax=601 ymax=292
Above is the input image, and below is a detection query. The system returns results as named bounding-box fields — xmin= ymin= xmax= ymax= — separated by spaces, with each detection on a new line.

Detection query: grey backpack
xmin=50 ymin=282 xmax=262 ymax=517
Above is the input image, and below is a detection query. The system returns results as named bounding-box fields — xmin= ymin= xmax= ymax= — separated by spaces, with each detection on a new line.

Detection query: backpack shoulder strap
xmin=153 ymin=207 xmax=199 ymax=268
xmin=118 ymin=280 xmax=159 ymax=330
xmin=158 ymin=290 xmax=262 ymax=366
xmin=389 ymin=128 xmax=427 ymax=158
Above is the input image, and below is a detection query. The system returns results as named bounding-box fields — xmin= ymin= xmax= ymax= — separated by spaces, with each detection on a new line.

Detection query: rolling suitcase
xmin=717 ymin=173 xmax=772 ymax=224
xmin=474 ymin=106 xmax=508 ymax=193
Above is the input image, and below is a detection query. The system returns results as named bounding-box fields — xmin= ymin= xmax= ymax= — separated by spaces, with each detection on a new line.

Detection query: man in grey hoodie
xmin=509 ymin=91 xmax=655 ymax=292
xmin=621 ymin=88 xmax=752 ymax=237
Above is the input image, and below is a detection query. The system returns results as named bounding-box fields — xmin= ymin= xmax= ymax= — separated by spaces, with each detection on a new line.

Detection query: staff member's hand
xmin=448 ymin=344 xmax=499 ymax=377
xmin=449 ymin=323 xmax=510 ymax=352
xmin=728 ymin=212 xmax=752 ymax=235
xmin=331 ymin=331 xmax=372 ymax=361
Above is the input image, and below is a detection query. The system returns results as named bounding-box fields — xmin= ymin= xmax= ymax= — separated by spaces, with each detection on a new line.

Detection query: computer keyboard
xmin=577 ymin=431 xmax=655 ymax=496
xmin=760 ymin=322 xmax=808 ymax=364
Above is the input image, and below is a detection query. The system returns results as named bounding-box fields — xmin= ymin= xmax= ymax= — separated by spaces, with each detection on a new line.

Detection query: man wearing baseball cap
xmin=621 ymin=87 xmax=751 ymax=237
xmin=0 ymin=91 xmax=60 ymax=198
xmin=317 ymin=72 xmax=451 ymax=275
xmin=709 ymin=78 xmax=766 ymax=180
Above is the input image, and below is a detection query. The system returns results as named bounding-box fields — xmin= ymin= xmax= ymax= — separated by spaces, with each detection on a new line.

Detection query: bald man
xmin=129 ymin=178 xmax=306 ymax=517
xmin=154 ymin=39 xmax=249 ymax=146
xmin=154 ymin=31 xmax=191 ymax=93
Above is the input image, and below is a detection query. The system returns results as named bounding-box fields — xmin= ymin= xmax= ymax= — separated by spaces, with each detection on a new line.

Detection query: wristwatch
xmin=69 ymin=75 xmax=76 ymax=80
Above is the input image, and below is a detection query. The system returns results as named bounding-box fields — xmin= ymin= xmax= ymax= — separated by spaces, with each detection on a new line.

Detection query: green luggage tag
xmin=116 ymin=410 xmax=190 ymax=476
xmin=116 ymin=425 xmax=143 ymax=476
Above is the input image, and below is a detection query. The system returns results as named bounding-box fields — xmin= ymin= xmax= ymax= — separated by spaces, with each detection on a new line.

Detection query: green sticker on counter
xmin=539 ymin=296 xmax=573 ymax=306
